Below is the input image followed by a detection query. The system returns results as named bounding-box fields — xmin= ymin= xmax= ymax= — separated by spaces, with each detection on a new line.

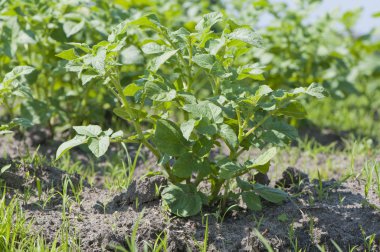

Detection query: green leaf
xmin=227 ymin=28 xmax=262 ymax=46
xmin=63 ymin=19 xmax=85 ymax=38
xmin=267 ymin=120 xmax=298 ymax=140
xmin=67 ymin=43 xmax=91 ymax=53
xmin=162 ymin=184 xmax=202 ymax=217
xmin=277 ymin=101 xmax=307 ymax=118
xmin=111 ymin=130 xmax=123 ymax=139
xmin=183 ymin=101 xmax=223 ymax=123
xmin=193 ymin=136 xmax=214 ymax=157
xmin=172 ymin=153 xmax=194 ymax=178
xmin=56 ymin=49 xmax=78 ymax=60
xmin=154 ymin=119 xmax=189 ymax=156
xmin=56 ymin=135 xmax=87 ymax=160
xmin=73 ymin=125 xmax=102 ymax=137
xmin=252 ymin=184 xmax=288 ymax=204
xmin=141 ymin=42 xmax=166 ymax=55
xmin=11 ymin=118 xmax=33 ymax=128
xmin=91 ymin=47 xmax=107 ymax=75
xmin=88 ymin=136 xmax=110 ymax=158
xmin=192 ymin=54 xmax=215 ymax=70
xmin=251 ymin=147 xmax=277 ymax=166
xmin=130 ymin=14 xmax=162 ymax=30
xmin=196 ymin=119 xmax=218 ymax=136
xmin=195 ymin=12 xmax=223 ymax=32
xmin=247 ymin=147 xmax=277 ymax=173
xmin=80 ymin=70 xmax=99 ymax=85
xmin=20 ymin=99 xmax=51 ymax=125
xmin=124 ymin=83 xmax=142 ymax=96
xmin=145 ymin=82 xmax=176 ymax=101
xmin=150 ymin=50 xmax=178 ymax=72
xmin=172 ymin=153 xmax=211 ymax=178
xmin=180 ymin=119 xmax=196 ymax=140
xmin=0 ymin=164 xmax=12 ymax=174
xmin=237 ymin=64 xmax=265 ymax=80
xmin=121 ymin=46 xmax=144 ymax=65
xmin=219 ymin=124 xmax=238 ymax=150
xmin=236 ymin=177 xmax=253 ymax=191
xmin=18 ymin=30 xmax=36 ymax=44
xmin=242 ymin=191 xmax=262 ymax=211
xmin=306 ymin=83 xmax=328 ymax=99
xmin=2 ymin=66 xmax=35 ymax=86
xmin=113 ymin=107 xmax=131 ymax=121
xmin=219 ymin=161 xmax=243 ymax=179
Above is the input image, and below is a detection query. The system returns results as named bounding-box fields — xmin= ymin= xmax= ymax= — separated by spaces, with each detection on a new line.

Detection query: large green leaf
xmin=56 ymin=49 xmax=78 ymax=60
xmin=195 ymin=12 xmax=223 ymax=32
xmin=219 ymin=124 xmax=238 ymax=150
xmin=253 ymin=184 xmax=288 ymax=204
xmin=141 ymin=42 xmax=166 ymax=55
xmin=172 ymin=153 xmax=195 ymax=178
xmin=246 ymin=147 xmax=277 ymax=173
xmin=219 ymin=161 xmax=243 ymax=179
xmin=73 ymin=125 xmax=102 ymax=137
xmin=237 ymin=64 xmax=265 ymax=80
xmin=192 ymin=54 xmax=215 ymax=70
xmin=172 ymin=153 xmax=211 ymax=178
xmin=63 ymin=19 xmax=85 ymax=38
xmin=1 ymin=66 xmax=35 ymax=87
xmin=88 ymin=136 xmax=110 ymax=158
xmin=162 ymin=184 xmax=202 ymax=217
xmin=180 ymin=119 xmax=196 ymax=140
xmin=227 ymin=28 xmax=261 ymax=46
xmin=154 ymin=119 xmax=189 ymax=156
xmin=306 ymin=83 xmax=328 ymax=99
xmin=150 ymin=50 xmax=178 ymax=72
xmin=250 ymin=147 xmax=277 ymax=167
xmin=145 ymin=82 xmax=176 ymax=102
xmin=277 ymin=101 xmax=307 ymax=119
xmin=242 ymin=191 xmax=262 ymax=211
xmin=183 ymin=101 xmax=223 ymax=123
xmin=91 ymin=47 xmax=107 ymax=75
xmin=56 ymin=135 xmax=87 ymax=160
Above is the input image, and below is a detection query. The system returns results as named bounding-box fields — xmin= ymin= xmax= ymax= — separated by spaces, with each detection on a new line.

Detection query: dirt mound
xmin=2 ymin=162 xmax=379 ymax=251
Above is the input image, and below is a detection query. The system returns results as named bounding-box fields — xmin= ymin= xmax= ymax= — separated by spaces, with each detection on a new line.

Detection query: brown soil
xmin=1 ymin=158 xmax=379 ymax=252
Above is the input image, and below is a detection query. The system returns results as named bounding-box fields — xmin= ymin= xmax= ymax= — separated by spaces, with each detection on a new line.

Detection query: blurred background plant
xmin=0 ymin=0 xmax=379 ymax=142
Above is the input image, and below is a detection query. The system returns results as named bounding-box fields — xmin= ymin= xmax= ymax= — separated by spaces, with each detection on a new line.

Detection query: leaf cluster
xmin=57 ymin=12 xmax=327 ymax=216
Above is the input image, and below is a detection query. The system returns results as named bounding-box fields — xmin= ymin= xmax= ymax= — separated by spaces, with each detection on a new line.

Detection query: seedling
xmin=56 ymin=12 xmax=327 ymax=217
xmin=194 ymin=216 xmax=209 ymax=252
xmin=288 ymin=222 xmax=301 ymax=252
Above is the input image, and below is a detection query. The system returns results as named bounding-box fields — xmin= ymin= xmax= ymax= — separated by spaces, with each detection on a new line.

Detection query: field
xmin=1 ymin=0 xmax=380 ymax=251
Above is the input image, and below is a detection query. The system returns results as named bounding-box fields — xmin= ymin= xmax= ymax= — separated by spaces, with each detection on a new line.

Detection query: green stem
xmin=210 ymin=180 xmax=223 ymax=203
xmin=232 ymin=113 xmax=273 ymax=160
xmin=3 ymin=98 xmax=14 ymax=119
xmin=110 ymin=75 xmax=161 ymax=159
xmin=243 ymin=113 xmax=272 ymax=140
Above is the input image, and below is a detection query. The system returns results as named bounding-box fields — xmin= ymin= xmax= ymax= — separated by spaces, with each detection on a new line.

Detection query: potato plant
xmin=56 ymin=12 xmax=327 ymax=217
xmin=0 ymin=66 xmax=35 ymax=134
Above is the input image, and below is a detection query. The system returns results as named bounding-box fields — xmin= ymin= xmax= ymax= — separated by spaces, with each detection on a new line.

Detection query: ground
xmin=0 ymin=128 xmax=379 ymax=251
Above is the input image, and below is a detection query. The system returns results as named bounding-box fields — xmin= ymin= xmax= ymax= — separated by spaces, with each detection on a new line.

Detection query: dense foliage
xmin=1 ymin=0 xmax=379 ymax=216
xmin=55 ymin=12 xmax=328 ymax=216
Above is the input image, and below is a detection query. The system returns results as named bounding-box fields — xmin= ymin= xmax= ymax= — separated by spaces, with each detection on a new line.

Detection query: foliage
xmin=56 ymin=12 xmax=327 ymax=216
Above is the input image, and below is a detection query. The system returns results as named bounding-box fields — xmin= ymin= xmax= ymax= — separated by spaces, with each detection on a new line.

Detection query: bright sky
xmin=278 ymin=0 xmax=380 ymax=34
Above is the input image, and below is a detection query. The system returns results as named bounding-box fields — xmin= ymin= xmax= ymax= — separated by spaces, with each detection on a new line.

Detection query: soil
xmin=1 ymin=158 xmax=379 ymax=251
xmin=1 ymin=130 xmax=380 ymax=251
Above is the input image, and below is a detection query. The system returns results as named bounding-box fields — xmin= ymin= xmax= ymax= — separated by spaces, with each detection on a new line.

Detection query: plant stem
xmin=210 ymin=180 xmax=223 ymax=203
xmin=110 ymin=74 xmax=161 ymax=159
